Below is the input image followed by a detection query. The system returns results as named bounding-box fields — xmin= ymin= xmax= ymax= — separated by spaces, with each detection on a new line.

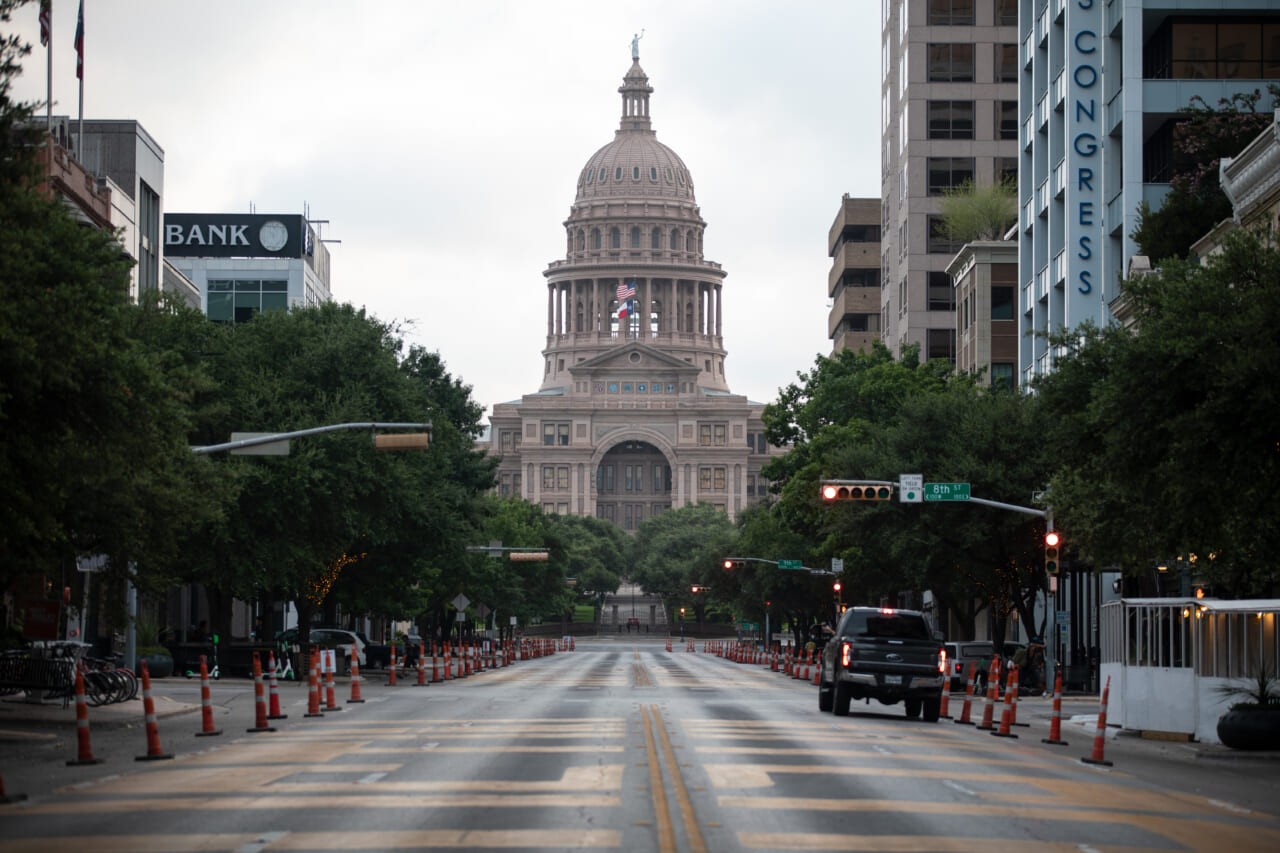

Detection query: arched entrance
xmin=593 ymin=440 xmax=673 ymax=531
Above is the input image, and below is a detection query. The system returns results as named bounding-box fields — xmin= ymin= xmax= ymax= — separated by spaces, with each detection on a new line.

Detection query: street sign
xmin=452 ymin=594 xmax=470 ymax=611
xmin=923 ymin=482 xmax=971 ymax=501
xmin=831 ymin=558 xmax=843 ymax=572
xmin=1055 ymin=610 xmax=1069 ymax=626
xmin=778 ymin=560 xmax=802 ymax=569
xmin=899 ymin=474 xmax=923 ymax=503
xmin=739 ymin=622 xmax=759 ymax=631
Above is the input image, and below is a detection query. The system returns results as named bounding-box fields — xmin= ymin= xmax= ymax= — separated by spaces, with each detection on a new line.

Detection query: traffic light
xmin=722 ymin=559 xmax=745 ymax=570
xmin=691 ymin=585 xmax=701 ymax=594
xmin=1045 ymin=530 xmax=1061 ymax=575
xmin=833 ymin=582 xmax=842 ymax=594
xmin=820 ymin=482 xmax=892 ymax=501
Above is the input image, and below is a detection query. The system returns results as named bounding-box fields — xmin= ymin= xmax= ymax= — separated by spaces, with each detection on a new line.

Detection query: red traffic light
xmin=691 ymin=585 xmax=700 ymax=593
xmin=1045 ymin=531 xmax=1061 ymax=548
xmin=833 ymin=582 xmax=842 ymax=592
xmin=820 ymin=482 xmax=892 ymax=501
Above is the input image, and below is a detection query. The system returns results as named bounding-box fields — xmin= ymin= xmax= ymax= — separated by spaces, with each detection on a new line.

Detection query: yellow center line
xmin=640 ymin=704 xmax=677 ymax=853
xmin=653 ymin=704 xmax=707 ymax=853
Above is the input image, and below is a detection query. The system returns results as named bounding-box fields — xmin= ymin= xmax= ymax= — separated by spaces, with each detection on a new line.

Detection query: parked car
xmin=276 ymin=628 xmax=366 ymax=674
xmin=353 ymin=632 xmax=391 ymax=669
xmin=818 ymin=607 xmax=946 ymax=721
xmin=943 ymin=640 xmax=1025 ymax=692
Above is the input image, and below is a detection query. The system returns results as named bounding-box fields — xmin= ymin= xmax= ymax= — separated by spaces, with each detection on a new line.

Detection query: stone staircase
xmin=600 ymin=581 xmax=667 ymax=635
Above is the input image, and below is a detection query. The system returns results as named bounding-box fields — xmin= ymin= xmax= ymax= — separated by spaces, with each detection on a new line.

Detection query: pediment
xmin=568 ymin=342 xmax=700 ymax=377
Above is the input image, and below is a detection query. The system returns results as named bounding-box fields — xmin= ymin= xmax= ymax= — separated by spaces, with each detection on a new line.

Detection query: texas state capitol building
xmin=484 ymin=49 xmax=778 ymax=531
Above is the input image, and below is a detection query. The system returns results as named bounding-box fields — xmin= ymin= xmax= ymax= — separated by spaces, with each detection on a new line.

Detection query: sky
xmin=11 ymin=0 xmax=881 ymax=416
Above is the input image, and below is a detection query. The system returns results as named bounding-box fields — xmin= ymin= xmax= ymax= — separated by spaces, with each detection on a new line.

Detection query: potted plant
xmin=1215 ymin=667 xmax=1280 ymax=750
xmin=134 ymin=616 xmax=175 ymax=679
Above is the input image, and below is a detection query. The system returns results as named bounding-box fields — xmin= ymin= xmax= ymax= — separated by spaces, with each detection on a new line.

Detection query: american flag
xmin=39 ymin=1 xmax=51 ymax=48
xmin=74 ymin=0 xmax=83 ymax=80
xmin=616 ymin=281 xmax=636 ymax=301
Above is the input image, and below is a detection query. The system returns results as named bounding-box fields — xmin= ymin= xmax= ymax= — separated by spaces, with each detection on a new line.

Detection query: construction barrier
xmin=135 ymin=659 xmax=173 ymax=761
xmin=267 ymin=653 xmax=287 ymax=719
xmin=196 ymin=655 xmax=221 ymax=736
xmin=1081 ymin=675 xmax=1114 ymax=767
xmin=1042 ymin=671 xmax=1068 ymax=746
xmin=66 ymin=663 xmax=103 ymax=766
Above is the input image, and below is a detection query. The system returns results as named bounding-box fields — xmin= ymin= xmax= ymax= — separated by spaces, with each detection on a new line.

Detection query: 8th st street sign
xmin=924 ymin=483 xmax=971 ymax=502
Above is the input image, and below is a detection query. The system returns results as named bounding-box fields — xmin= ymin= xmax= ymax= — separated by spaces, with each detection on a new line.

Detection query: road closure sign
xmin=899 ymin=474 xmax=923 ymax=503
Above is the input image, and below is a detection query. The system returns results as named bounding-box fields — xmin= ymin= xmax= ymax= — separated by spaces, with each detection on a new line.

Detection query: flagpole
xmin=76 ymin=0 xmax=83 ymax=157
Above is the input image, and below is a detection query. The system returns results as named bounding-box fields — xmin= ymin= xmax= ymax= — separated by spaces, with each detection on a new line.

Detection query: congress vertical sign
xmin=1066 ymin=0 xmax=1103 ymax=318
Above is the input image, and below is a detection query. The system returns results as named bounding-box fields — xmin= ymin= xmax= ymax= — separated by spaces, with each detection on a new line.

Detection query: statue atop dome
xmin=631 ymin=30 xmax=644 ymax=60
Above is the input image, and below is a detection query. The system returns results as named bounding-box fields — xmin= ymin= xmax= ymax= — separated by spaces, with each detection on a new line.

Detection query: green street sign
xmin=923 ymin=483 xmax=971 ymax=501
xmin=778 ymin=559 xmax=802 ymax=569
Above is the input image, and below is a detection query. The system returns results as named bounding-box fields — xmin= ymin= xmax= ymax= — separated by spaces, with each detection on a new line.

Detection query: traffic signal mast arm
xmin=191 ymin=421 xmax=433 ymax=455
xmin=722 ymin=557 xmax=837 ymax=577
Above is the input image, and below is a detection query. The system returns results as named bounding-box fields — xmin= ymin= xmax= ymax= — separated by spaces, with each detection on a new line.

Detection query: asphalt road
xmin=2 ymin=636 xmax=1279 ymax=852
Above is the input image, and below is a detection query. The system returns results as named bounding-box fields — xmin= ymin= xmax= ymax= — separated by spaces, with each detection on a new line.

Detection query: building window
xmin=543 ymin=422 xmax=570 ymax=446
xmin=207 ymin=279 xmax=289 ymax=324
xmin=927 ymin=271 xmax=956 ymax=310
xmin=557 ymin=466 xmax=569 ymax=490
xmin=990 ymin=363 xmax=1015 ymax=390
xmin=610 ymin=228 xmax=621 ymax=249
xmin=713 ymin=468 xmax=726 ymax=490
xmin=542 ymin=466 xmax=555 ymax=489
xmin=624 ymin=504 xmax=633 ymax=530
xmin=996 ymin=0 xmax=1017 ymax=26
xmin=631 ymin=227 xmax=641 ymax=248
xmin=543 ymin=502 xmax=555 ymax=514
xmin=926 ymin=328 xmax=957 ymax=364
xmin=927 ymin=0 xmax=974 ymax=26
xmin=650 ymin=167 xmax=658 ymax=181
xmin=927 ymin=157 xmax=975 ymax=195
xmin=671 ymin=228 xmax=680 ymax=251
xmin=995 ymin=101 xmax=1018 ymax=141
xmin=597 ymin=503 xmax=615 ymax=521
xmin=557 ymin=503 xmax=568 ymax=515
xmin=651 ymin=227 xmax=661 ymax=249
xmin=927 ymin=216 xmax=964 ymax=255
xmin=513 ymin=473 xmax=521 ymax=495
xmin=592 ymin=229 xmax=601 ymax=249
xmin=842 ymin=268 xmax=880 ymax=288
xmin=928 ymin=100 xmax=974 ymax=140
xmin=633 ymin=166 xmax=640 ymax=180
xmin=624 ymin=465 xmax=634 ymax=492
xmin=747 ymin=474 xmax=757 ymax=497
xmin=995 ymin=44 xmax=1018 ymax=82
xmin=699 ymin=423 xmax=727 ymax=446
xmin=927 ymin=44 xmax=974 ymax=82
xmin=597 ymin=464 xmax=615 ymax=491
xmin=991 ymin=285 xmax=1015 ymax=320
xmin=699 ymin=467 xmax=712 ymax=490
xmin=500 ymin=473 xmax=512 ymax=496
xmin=996 ymin=156 xmax=1018 ymax=187
xmin=1146 ymin=18 xmax=1280 ymax=80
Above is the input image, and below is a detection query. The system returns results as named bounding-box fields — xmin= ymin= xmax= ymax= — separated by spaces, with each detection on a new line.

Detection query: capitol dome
xmin=573 ymin=59 xmax=696 ymax=205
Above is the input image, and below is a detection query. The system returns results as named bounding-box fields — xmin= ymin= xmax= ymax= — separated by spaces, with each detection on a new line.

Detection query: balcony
xmin=1053 ymin=250 xmax=1066 ymax=287
xmin=1037 ymin=265 xmax=1050 ymax=302
xmin=1053 ymin=159 xmax=1066 ymax=198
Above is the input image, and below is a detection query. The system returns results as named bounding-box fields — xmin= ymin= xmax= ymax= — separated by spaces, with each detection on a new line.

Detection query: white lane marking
xmin=872 ymin=745 xmax=893 ymax=756
xmin=1209 ymin=798 xmax=1252 ymax=814
xmin=236 ymin=831 xmax=288 ymax=853
xmin=357 ymin=773 xmax=387 ymax=785
xmin=420 ymin=742 xmax=439 ymax=751
xmin=942 ymin=779 xmax=977 ymax=797
xmin=1077 ymin=845 xmax=1102 ymax=853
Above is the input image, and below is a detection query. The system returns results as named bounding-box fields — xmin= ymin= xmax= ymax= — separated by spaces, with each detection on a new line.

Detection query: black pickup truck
xmin=818 ymin=607 xmax=946 ymax=721
xmin=353 ymin=632 xmax=391 ymax=669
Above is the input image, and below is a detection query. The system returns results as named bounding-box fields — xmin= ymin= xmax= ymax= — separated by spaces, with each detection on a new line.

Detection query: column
xmin=547 ymin=285 xmax=555 ymax=336
xmin=715 ymin=284 xmax=723 ymax=337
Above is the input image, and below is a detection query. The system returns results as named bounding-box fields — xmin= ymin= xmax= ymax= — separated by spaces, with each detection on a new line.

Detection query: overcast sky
xmin=13 ymin=1 xmax=880 ymax=416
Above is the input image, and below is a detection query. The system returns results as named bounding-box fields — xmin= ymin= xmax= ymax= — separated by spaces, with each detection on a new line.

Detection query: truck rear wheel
xmin=904 ymin=699 xmax=922 ymax=718
xmin=922 ymin=698 xmax=941 ymax=722
xmin=833 ymin=682 xmax=852 ymax=716
xmin=818 ymin=680 xmax=834 ymax=712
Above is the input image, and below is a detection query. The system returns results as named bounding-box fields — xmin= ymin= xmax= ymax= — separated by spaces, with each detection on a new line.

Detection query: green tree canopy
xmin=937 ymin=177 xmax=1017 ymax=244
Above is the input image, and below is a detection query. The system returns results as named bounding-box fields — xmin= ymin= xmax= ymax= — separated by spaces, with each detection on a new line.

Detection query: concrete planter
xmin=1216 ymin=708 xmax=1280 ymax=751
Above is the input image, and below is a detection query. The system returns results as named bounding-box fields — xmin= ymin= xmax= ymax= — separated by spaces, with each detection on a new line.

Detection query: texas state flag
xmin=617 ymin=299 xmax=635 ymax=319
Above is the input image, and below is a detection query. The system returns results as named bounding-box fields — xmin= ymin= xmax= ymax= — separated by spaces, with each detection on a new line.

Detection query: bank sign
xmin=164 ymin=213 xmax=307 ymax=259
xmin=1066 ymin=0 xmax=1103 ymax=316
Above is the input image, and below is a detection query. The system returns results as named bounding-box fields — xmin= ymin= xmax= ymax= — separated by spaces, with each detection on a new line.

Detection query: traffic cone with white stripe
xmin=67 ymin=663 xmax=104 ymax=765
xmin=267 ymin=652 xmax=287 ymax=719
xmin=1081 ymin=675 xmax=1113 ymax=766
xmin=304 ymin=653 xmax=324 ymax=717
xmin=1042 ymin=671 xmax=1069 ymax=746
xmin=196 ymin=655 xmax=221 ymax=736
xmin=415 ymin=643 xmax=427 ymax=686
xmin=955 ymin=663 xmax=977 ymax=725
xmin=976 ymin=659 xmax=1000 ymax=730
xmin=135 ymin=659 xmax=173 ymax=761
xmin=348 ymin=655 xmax=365 ymax=703
xmin=323 ymin=658 xmax=341 ymax=711
xmin=991 ymin=664 xmax=1018 ymax=738
xmin=247 ymin=652 xmax=276 ymax=733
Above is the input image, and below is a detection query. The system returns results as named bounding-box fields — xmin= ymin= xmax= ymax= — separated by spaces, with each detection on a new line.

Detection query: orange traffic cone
xmin=939 ymin=669 xmax=953 ymax=719
xmin=348 ymin=655 xmax=365 ymax=703
xmin=1081 ymin=675 xmax=1113 ymax=766
xmin=304 ymin=653 xmax=324 ymax=718
xmin=67 ymin=663 xmax=104 ymax=766
xmin=135 ymin=659 xmax=173 ymax=761
xmin=432 ymin=647 xmax=441 ymax=683
xmin=196 ymin=655 xmax=221 ymax=736
xmin=992 ymin=664 xmax=1018 ymax=739
xmin=955 ymin=662 xmax=977 ymax=724
xmin=267 ymin=652 xmax=287 ymax=720
xmin=976 ymin=660 xmax=1000 ymax=730
xmin=1042 ymin=671 xmax=1069 ymax=746
xmin=247 ymin=652 xmax=276 ymax=733
xmin=323 ymin=657 xmax=342 ymax=712
xmin=415 ymin=643 xmax=427 ymax=686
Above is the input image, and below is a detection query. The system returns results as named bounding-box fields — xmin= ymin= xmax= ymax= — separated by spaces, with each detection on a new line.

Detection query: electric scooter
xmin=183 ymin=633 xmax=220 ymax=680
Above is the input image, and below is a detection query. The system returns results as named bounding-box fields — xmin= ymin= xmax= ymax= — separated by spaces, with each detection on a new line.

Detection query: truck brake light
xmin=938 ymin=648 xmax=947 ymax=674
xmin=841 ymin=642 xmax=852 ymax=667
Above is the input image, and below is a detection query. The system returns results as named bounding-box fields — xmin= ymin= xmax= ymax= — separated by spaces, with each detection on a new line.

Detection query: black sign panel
xmin=164 ymin=213 xmax=306 ymax=259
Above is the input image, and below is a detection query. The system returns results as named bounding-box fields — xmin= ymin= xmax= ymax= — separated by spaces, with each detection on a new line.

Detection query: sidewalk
xmin=0 ymin=687 xmax=201 ymax=735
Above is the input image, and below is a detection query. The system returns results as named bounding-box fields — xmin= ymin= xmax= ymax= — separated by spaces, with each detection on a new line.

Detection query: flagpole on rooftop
xmin=75 ymin=0 xmax=84 ymax=156
xmin=41 ymin=1 xmax=51 ymax=130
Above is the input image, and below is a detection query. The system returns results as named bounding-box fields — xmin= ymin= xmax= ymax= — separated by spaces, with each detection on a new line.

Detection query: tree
xmin=630 ymin=503 xmax=737 ymax=630
xmin=1036 ymin=227 xmax=1280 ymax=595
xmin=1132 ymin=86 xmax=1278 ymax=263
xmin=937 ymin=177 xmax=1018 ymax=244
